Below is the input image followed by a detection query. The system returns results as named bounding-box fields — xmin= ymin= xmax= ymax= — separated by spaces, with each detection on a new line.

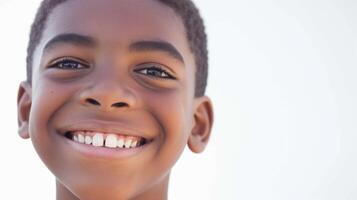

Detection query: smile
xmin=64 ymin=131 xmax=150 ymax=149
xmin=57 ymin=121 xmax=157 ymax=159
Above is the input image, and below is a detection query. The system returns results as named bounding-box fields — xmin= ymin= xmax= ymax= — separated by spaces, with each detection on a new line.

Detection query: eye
xmin=134 ymin=64 xmax=176 ymax=80
xmin=48 ymin=57 xmax=89 ymax=70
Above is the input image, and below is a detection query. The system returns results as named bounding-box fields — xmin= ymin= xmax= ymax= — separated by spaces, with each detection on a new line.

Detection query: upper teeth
xmin=71 ymin=131 xmax=142 ymax=148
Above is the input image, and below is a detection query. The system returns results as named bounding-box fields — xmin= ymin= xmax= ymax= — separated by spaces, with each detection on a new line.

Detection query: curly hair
xmin=26 ymin=0 xmax=208 ymax=96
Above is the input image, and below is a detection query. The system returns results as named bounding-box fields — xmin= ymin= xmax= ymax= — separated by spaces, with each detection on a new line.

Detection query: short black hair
xmin=26 ymin=0 xmax=208 ymax=97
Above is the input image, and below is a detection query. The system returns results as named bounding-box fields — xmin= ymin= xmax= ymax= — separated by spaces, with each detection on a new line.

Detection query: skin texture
xmin=17 ymin=0 xmax=213 ymax=199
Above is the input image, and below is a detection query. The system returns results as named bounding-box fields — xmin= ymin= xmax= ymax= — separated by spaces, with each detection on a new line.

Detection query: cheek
xmin=144 ymin=89 xmax=194 ymax=165
xmin=30 ymin=80 xmax=76 ymax=130
xmin=29 ymin=80 xmax=78 ymax=164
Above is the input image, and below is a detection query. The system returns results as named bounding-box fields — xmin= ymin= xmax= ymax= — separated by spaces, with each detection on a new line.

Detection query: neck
xmin=56 ymin=176 xmax=169 ymax=200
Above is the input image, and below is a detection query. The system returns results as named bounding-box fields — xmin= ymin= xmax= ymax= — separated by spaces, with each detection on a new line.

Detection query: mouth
xmin=63 ymin=130 xmax=152 ymax=149
xmin=56 ymin=120 xmax=157 ymax=159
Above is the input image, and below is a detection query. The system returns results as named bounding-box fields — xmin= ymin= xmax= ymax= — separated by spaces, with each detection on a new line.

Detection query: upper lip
xmin=57 ymin=119 xmax=154 ymax=140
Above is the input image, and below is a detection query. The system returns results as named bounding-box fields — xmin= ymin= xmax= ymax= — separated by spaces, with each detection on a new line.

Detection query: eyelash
xmin=48 ymin=58 xmax=175 ymax=79
xmin=134 ymin=64 xmax=176 ymax=80
xmin=48 ymin=57 xmax=89 ymax=70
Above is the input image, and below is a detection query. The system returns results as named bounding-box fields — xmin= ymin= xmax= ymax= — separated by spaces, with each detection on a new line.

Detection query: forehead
xmin=38 ymin=0 xmax=192 ymax=61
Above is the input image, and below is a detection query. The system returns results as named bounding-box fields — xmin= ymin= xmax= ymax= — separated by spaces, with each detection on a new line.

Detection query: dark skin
xmin=17 ymin=0 xmax=213 ymax=199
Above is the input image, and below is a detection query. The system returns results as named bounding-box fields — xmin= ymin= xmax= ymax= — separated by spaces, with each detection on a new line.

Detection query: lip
xmin=60 ymin=134 xmax=153 ymax=160
xmin=55 ymin=120 xmax=157 ymax=160
xmin=57 ymin=119 xmax=155 ymax=140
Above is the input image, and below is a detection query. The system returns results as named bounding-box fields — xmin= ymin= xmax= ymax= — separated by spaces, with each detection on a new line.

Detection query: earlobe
xmin=188 ymin=96 xmax=214 ymax=153
xmin=17 ymin=81 xmax=32 ymax=139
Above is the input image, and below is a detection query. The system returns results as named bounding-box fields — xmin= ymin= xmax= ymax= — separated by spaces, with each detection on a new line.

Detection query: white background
xmin=0 ymin=0 xmax=356 ymax=199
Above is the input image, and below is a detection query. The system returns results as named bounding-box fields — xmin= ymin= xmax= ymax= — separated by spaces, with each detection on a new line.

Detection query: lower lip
xmin=58 ymin=133 xmax=152 ymax=160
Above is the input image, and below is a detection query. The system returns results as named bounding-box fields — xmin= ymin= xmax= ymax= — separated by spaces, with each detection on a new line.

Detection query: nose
xmin=79 ymin=77 xmax=137 ymax=111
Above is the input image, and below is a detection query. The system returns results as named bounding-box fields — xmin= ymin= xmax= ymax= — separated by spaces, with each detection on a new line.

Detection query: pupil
xmin=62 ymin=62 xmax=77 ymax=69
xmin=148 ymin=69 xmax=161 ymax=76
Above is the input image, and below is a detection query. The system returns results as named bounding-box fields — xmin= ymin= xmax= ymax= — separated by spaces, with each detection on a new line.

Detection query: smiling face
xmin=17 ymin=0 xmax=213 ymax=199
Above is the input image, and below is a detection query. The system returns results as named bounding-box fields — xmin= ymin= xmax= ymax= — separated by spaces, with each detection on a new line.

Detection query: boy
xmin=17 ymin=0 xmax=213 ymax=199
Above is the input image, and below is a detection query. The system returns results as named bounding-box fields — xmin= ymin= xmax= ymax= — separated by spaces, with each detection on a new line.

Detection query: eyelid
xmin=134 ymin=62 xmax=177 ymax=79
xmin=47 ymin=56 xmax=90 ymax=68
xmin=136 ymin=62 xmax=176 ymax=74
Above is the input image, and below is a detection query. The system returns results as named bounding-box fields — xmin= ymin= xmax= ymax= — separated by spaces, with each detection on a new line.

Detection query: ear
xmin=17 ymin=81 xmax=32 ymax=139
xmin=188 ymin=96 xmax=214 ymax=153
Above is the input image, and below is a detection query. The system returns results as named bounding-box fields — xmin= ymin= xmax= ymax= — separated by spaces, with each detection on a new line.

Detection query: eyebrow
xmin=129 ymin=40 xmax=185 ymax=64
xmin=43 ymin=33 xmax=97 ymax=52
xmin=43 ymin=33 xmax=184 ymax=64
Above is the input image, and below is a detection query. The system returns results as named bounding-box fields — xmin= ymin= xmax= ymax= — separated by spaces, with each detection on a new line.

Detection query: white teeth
xmin=78 ymin=134 xmax=85 ymax=143
xmin=92 ymin=133 xmax=104 ymax=147
xmin=131 ymin=140 xmax=138 ymax=148
xmin=71 ymin=132 xmax=143 ymax=149
xmin=124 ymin=139 xmax=132 ymax=148
xmin=117 ymin=138 xmax=125 ymax=148
xmin=85 ymin=135 xmax=92 ymax=145
xmin=73 ymin=135 xmax=78 ymax=142
xmin=105 ymin=134 xmax=117 ymax=148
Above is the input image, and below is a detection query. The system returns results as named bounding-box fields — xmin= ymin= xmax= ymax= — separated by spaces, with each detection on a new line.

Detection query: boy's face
xmin=17 ymin=0 xmax=213 ymax=199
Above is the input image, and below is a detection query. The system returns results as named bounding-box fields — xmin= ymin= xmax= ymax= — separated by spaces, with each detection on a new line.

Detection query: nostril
xmin=86 ymin=98 xmax=101 ymax=106
xmin=112 ymin=102 xmax=128 ymax=108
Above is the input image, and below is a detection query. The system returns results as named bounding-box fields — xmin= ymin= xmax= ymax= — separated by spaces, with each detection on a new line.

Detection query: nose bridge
xmin=79 ymin=68 xmax=137 ymax=111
